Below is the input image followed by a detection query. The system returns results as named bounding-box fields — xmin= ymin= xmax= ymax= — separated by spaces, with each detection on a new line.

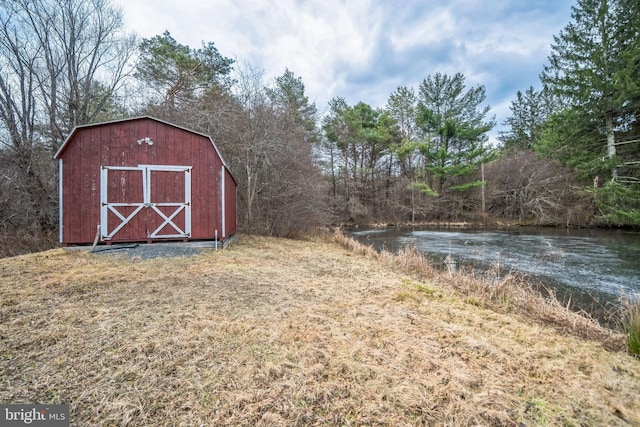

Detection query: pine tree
xmin=539 ymin=0 xmax=640 ymax=225
xmin=499 ymin=86 xmax=553 ymax=150
xmin=265 ymin=68 xmax=318 ymax=143
xmin=416 ymin=73 xmax=495 ymax=201
xmin=136 ymin=31 xmax=234 ymax=111
xmin=540 ymin=0 xmax=632 ymax=180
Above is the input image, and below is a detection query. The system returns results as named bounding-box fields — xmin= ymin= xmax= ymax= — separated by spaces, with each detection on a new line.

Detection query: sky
xmin=119 ymin=0 xmax=575 ymax=142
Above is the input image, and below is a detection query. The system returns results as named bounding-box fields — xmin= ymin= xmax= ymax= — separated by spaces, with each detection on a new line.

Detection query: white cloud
xmin=389 ymin=7 xmax=457 ymax=50
xmin=119 ymin=0 xmax=574 ymax=129
xmin=246 ymin=0 xmax=383 ymax=105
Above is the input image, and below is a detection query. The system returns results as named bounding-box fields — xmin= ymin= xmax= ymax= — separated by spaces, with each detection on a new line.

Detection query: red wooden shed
xmin=54 ymin=116 xmax=236 ymax=246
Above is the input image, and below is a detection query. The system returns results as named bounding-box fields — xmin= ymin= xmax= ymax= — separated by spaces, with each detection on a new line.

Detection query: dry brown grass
xmin=331 ymin=232 xmax=624 ymax=352
xmin=1 ymin=233 xmax=639 ymax=426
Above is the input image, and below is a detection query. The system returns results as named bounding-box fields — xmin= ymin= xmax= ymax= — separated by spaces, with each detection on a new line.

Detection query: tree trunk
xmin=606 ymin=112 xmax=617 ymax=180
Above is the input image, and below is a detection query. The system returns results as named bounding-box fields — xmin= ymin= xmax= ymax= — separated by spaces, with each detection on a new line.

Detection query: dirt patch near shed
xmin=1 ymin=235 xmax=639 ymax=426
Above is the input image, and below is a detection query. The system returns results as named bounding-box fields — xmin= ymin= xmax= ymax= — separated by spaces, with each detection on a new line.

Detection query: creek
xmin=348 ymin=227 xmax=640 ymax=315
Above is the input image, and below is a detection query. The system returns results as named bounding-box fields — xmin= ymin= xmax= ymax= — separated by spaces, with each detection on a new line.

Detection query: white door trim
xmin=100 ymin=165 xmax=192 ymax=241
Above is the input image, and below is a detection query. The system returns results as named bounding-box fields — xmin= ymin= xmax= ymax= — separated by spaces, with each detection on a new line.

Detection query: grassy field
xmin=1 ymin=233 xmax=639 ymax=426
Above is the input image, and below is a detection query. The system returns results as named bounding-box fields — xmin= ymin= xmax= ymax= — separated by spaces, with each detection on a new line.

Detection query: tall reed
xmin=621 ymin=298 xmax=640 ymax=357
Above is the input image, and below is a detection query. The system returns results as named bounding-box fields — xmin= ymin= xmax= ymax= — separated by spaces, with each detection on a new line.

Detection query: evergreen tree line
xmin=0 ymin=0 xmax=638 ymax=255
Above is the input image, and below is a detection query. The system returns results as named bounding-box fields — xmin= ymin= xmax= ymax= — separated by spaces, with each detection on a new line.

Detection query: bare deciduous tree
xmin=142 ymin=61 xmax=331 ymax=237
xmin=485 ymin=150 xmax=587 ymax=225
xmin=222 ymin=65 xmax=330 ymax=235
xmin=0 ymin=0 xmax=136 ymax=252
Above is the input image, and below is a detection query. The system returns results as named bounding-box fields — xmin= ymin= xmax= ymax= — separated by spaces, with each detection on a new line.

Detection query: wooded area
xmin=1 ymin=0 xmax=639 ymax=256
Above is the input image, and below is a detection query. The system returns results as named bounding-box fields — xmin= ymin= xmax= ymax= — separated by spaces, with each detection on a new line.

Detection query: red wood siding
xmin=56 ymin=117 xmax=236 ymax=244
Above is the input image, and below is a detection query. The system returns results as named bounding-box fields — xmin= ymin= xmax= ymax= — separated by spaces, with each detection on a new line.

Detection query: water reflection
xmin=349 ymin=227 xmax=640 ymax=309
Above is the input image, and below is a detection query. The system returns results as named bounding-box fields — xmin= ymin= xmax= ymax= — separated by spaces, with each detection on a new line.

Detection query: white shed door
xmin=100 ymin=165 xmax=191 ymax=241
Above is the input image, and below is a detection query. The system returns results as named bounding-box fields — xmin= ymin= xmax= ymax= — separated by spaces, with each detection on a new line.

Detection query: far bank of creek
xmin=347 ymin=226 xmax=640 ymax=323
